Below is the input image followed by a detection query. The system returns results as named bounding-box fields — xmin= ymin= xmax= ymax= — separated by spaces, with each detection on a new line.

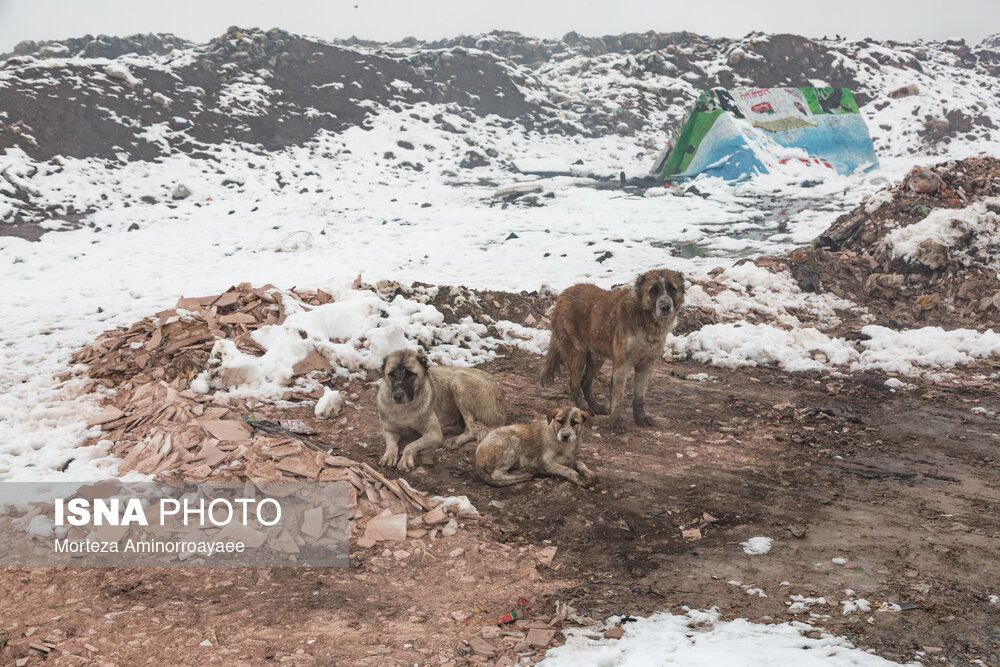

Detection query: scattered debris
xmin=681 ymin=527 xmax=702 ymax=541
xmin=905 ymin=166 xmax=943 ymax=194
xmin=526 ymin=627 xmax=557 ymax=649
xmin=535 ymin=545 xmax=558 ymax=566
xmin=787 ymin=595 xmax=828 ymax=614
xmin=841 ymin=597 xmax=872 ymax=615
xmin=888 ymin=83 xmax=920 ymax=99
xmin=786 ymin=524 xmax=808 ymax=538
xmin=492 ymin=181 xmax=544 ymax=199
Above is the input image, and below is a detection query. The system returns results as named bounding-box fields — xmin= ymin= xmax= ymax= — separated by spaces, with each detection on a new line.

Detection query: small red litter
xmin=496 ymin=610 xmax=522 ymax=625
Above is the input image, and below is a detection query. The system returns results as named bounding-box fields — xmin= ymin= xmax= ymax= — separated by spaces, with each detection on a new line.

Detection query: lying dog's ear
xmin=416 ymin=352 xmax=430 ymax=370
xmin=579 ymin=410 xmax=592 ymax=425
xmin=547 ymin=407 xmax=562 ymax=424
xmin=381 ymin=355 xmax=391 ymax=374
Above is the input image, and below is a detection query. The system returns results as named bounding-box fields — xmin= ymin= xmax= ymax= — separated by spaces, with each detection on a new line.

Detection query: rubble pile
xmin=71 ymin=282 xmax=335 ymax=391
xmin=82 ymin=369 xmax=470 ymax=548
xmin=71 ymin=281 xmax=479 ymax=547
xmin=780 ymin=157 xmax=1000 ymax=328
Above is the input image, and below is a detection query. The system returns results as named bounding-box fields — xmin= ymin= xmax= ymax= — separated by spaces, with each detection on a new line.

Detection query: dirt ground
xmin=2 ymin=349 xmax=999 ymax=666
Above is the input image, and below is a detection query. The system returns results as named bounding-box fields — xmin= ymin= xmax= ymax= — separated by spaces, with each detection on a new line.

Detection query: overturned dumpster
xmin=652 ymin=87 xmax=879 ymax=181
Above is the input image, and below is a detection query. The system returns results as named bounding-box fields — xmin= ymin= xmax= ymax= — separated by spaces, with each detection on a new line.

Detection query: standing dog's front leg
xmin=379 ymin=429 xmax=401 ymax=467
xmin=608 ymin=361 xmax=633 ymax=433
xmin=632 ymin=361 xmax=657 ymax=427
xmin=397 ymin=424 xmax=444 ymax=471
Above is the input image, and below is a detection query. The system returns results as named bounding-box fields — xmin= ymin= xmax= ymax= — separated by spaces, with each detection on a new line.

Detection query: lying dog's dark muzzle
xmin=392 ymin=390 xmax=408 ymax=403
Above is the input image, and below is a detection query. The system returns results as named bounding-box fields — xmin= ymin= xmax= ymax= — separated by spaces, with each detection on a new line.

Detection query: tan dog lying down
xmin=377 ymin=349 xmax=505 ymax=471
xmin=476 ymin=406 xmax=596 ymax=487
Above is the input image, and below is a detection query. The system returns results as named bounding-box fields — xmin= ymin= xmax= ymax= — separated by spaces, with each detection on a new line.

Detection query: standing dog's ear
xmin=634 ymin=271 xmax=650 ymax=297
xmin=547 ymin=407 xmax=562 ymax=424
xmin=415 ymin=352 xmax=430 ymax=370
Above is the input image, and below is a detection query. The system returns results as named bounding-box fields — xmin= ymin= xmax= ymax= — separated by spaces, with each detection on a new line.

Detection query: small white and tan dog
xmin=475 ymin=406 xmax=596 ymax=487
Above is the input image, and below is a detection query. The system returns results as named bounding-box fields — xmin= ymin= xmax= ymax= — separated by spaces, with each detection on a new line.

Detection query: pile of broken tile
xmin=83 ymin=379 xmax=466 ymax=546
xmin=71 ymin=281 xmax=335 ymax=393
xmin=73 ymin=283 xmax=469 ymax=548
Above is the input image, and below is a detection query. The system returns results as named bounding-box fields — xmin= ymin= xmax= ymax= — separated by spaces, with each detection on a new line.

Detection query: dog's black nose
xmin=559 ymin=433 xmax=570 ymax=442
xmin=392 ymin=390 xmax=406 ymax=402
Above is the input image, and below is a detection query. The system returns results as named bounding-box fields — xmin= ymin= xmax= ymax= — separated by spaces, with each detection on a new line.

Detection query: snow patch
xmin=742 ymin=536 xmax=773 ymax=555
xmin=885 ymin=198 xmax=1000 ymax=269
xmin=314 ymin=387 xmax=344 ymax=419
xmin=671 ymin=323 xmax=853 ymax=373
xmin=542 ymin=608 xmax=901 ymax=666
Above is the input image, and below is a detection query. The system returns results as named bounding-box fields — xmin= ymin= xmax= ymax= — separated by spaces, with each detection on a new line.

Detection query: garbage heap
xmin=782 ymin=157 xmax=1000 ymax=329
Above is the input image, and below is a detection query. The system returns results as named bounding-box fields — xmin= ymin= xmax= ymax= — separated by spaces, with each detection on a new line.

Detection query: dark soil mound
xmin=0 ymin=26 xmax=561 ymax=162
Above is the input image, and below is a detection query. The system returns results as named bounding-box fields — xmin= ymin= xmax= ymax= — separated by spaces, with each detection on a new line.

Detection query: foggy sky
xmin=1 ymin=0 xmax=997 ymax=53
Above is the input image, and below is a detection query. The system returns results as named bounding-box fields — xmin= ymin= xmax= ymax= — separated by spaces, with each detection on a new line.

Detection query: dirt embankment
xmin=0 ymin=26 xmax=555 ymax=164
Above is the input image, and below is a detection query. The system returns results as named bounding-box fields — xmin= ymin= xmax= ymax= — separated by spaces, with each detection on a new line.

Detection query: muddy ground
xmin=2 ymin=349 xmax=998 ymax=666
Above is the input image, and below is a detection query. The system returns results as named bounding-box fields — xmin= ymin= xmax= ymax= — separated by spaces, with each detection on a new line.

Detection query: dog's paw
xmin=443 ymin=438 xmax=463 ymax=451
xmin=588 ymin=403 xmax=609 ymax=415
xmin=608 ymin=416 xmax=627 ymax=434
xmin=396 ymin=453 xmax=417 ymax=471
xmin=379 ymin=450 xmax=398 ymax=467
xmin=635 ymin=414 xmax=658 ymax=428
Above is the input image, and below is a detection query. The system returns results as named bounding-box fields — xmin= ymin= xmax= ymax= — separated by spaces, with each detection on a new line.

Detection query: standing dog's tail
xmin=540 ymin=345 xmax=561 ymax=385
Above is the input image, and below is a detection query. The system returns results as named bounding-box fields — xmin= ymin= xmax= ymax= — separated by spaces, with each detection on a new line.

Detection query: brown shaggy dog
xmin=541 ymin=269 xmax=685 ymax=432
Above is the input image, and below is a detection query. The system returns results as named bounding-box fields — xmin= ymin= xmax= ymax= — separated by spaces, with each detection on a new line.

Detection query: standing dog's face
xmin=382 ymin=349 xmax=429 ymax=404
xmin=547 ymin=406 xmax=591 ymax=444
xmin=635 ymin=269 xmax=685 ymax=320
